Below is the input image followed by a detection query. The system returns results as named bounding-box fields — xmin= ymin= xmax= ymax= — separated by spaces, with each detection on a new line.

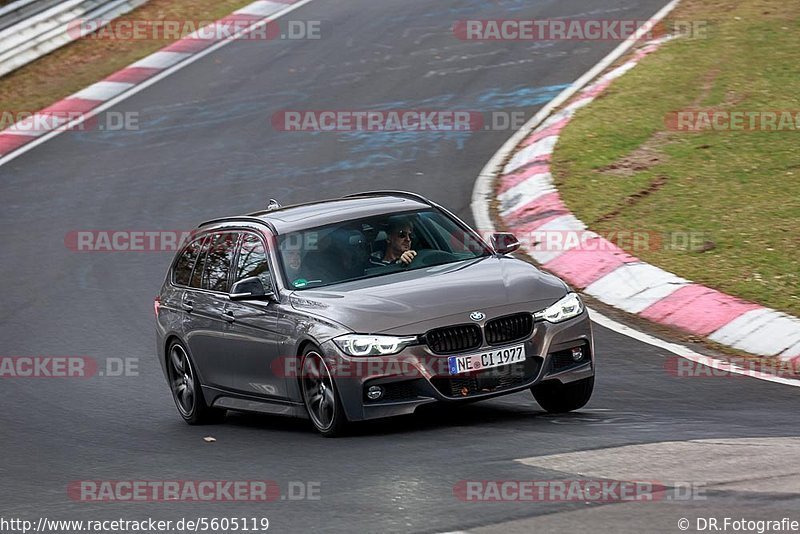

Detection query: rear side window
xmin=202 ymin=232 xmax=240 ymax=292
xmin=173 ymin=237 xmax=203 ymax=286
xmin=190 ymin=236 xmax=211 ymax=288
xmin=234 ymin=233 xmax=272 ymax=289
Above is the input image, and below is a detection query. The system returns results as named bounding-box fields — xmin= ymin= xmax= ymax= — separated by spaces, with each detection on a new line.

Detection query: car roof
xmin=200 ymin=192 xmax=433 ymax=234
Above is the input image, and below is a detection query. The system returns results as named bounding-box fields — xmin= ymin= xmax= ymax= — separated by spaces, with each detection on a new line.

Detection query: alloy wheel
xmin=168 ymin=344 xmax=196 ymax=417
xmin=301 ymin=351 xmax=337 ymax=431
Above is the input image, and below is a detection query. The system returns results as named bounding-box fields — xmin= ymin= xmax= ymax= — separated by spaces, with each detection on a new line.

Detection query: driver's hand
xmin=399 ymin=250 xmax=417 ymax=265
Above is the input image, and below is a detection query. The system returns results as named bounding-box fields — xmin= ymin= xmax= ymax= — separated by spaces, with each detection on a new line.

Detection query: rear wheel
xmin=300 ymin=348 xmax=348 ymax=437
xmin=531 ymin=376 xmax=594 ymax=413
xmin=166 ymin=340 xmax=226 ymax=425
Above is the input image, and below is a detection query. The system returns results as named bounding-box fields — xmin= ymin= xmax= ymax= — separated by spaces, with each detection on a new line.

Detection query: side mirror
xmin=491 ymin=232 xmax=521 ymax=255
xmin=230 ymin=276 xmax=273 ymax=301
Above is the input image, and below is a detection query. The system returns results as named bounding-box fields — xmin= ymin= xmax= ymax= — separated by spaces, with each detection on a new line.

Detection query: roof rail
xmin=343 ymin=190 xmax=433 ymax=205
xmin=198 ymin=216 xmax=278 ymax=234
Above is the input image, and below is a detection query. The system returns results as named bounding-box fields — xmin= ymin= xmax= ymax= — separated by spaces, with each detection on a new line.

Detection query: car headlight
xmin=333 ymin=334 xmax=418 ymax=356
xmin=534 ymin=292 xmax=584 ymax=323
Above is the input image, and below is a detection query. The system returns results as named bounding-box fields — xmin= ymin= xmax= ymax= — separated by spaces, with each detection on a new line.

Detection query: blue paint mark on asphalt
xmin=68 ymin=82 xmax=570 ymax=176
xmin=476 ymin=84 xmax=571 ymax=109
xmin=70 ymin=91 xmax=308 ymax=146
xmin=344 ymin=129 xmax=474 ymax=152
xmin=336 ymin=83 xmax=569 ymax=153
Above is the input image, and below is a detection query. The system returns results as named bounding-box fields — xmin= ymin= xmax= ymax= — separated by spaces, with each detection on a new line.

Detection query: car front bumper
xmin=318 ymin=310 xmax=594 ymax=422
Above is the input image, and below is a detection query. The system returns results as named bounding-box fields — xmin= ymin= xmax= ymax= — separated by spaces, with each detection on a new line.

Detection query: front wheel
xmin=531 ymin=376 xmax=594 ymax=413
xmin=166 ymin=340 xmax=226 ymax=425
xmin=300 ymin=348 xmax=348 ymax=437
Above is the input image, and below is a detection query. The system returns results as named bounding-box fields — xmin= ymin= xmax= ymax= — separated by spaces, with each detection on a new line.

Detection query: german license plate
xmin=447 ymin=344 xmax=526 ymax=375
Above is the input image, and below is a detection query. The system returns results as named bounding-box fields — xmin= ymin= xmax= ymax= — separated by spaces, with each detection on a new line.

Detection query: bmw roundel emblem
xmin=470 ymin=311 xmax=485 ymax=321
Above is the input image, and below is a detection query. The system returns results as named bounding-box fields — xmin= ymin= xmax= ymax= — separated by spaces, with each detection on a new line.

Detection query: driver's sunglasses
xmin=396 ymin=230 xmax=414 ymax=240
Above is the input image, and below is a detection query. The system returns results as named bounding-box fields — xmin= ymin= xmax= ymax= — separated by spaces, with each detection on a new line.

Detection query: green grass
xmin=552 ymin=0 xmax=800 ymax=316
xmin=0 ymin=0 xmax=258 ymax=114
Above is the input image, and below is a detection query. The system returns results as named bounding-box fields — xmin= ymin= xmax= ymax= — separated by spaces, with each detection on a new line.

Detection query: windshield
xmin=277 ymin=209 xmax=492 ymax=290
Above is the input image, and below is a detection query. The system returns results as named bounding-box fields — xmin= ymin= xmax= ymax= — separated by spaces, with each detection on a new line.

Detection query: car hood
xmin=288 ymin=256 xmax=568 ymax=334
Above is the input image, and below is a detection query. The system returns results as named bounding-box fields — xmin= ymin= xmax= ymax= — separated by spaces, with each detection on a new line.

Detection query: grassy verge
xmin=0 ymin=0 xmax=256 ymax=114
xmin=552 ymin=0 xmax=800 ymax=317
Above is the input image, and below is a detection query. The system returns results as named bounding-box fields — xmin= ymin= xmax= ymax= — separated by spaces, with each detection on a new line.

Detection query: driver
xmin=370 ymin=218 xmax=417 ymax=266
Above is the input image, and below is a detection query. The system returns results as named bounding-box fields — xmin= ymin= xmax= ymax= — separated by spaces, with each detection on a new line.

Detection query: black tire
xmin=531 ymin=376 xmax=594 ymax=413
xmin=166 ymin=340 xmax=226 ymax=425
xmin=300 ymin=347 xmax=348 ymax=437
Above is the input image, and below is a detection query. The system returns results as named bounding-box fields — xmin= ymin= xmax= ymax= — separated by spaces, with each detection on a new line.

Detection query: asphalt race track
xmin=1 ymin=0 xmax=799 ymax=532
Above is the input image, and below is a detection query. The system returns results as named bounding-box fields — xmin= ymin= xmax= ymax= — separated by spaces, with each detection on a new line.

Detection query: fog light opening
xmin=571 ymin=347 xmax=584 ymax=362
xmin=366 ymin=385 xmax=384 ymax=401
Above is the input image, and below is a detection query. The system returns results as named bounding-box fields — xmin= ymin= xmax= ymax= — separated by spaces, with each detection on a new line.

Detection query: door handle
xmin=181 ymin=298 xmax=193 ymax=312
xmin=221 ymin=310 xmax=235 ymax=323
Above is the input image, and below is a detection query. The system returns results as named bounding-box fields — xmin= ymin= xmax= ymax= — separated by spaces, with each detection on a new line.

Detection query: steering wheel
xmin=407 ymin=249 xmax=458 ymax=267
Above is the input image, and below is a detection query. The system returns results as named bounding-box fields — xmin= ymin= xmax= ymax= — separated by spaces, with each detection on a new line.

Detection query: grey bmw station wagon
xmin=155 ymin=191 xmax=594 ymax=436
